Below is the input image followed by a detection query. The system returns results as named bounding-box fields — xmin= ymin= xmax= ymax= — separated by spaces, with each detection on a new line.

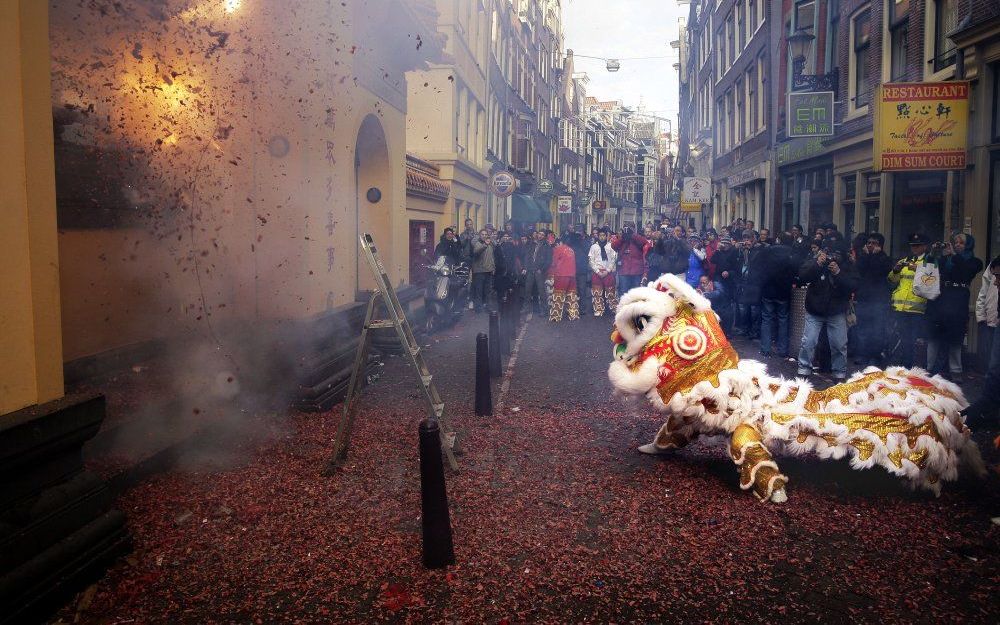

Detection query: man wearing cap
xmin=685 ymin=233 xmax=707 ymax=287
xmin=887 ymin=233 xmax=933 ymax=368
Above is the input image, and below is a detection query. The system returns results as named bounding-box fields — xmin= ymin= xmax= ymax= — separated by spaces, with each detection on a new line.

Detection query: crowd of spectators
xmin=435 ymin=217 xmax=999 ymax=394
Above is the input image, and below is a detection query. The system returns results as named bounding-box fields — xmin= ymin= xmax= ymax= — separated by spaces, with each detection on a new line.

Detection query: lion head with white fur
xmin=608 ymin=274 xmax=739 ymax=404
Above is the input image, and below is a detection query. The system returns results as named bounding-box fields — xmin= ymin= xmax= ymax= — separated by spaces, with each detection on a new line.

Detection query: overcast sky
xmin=563 ymin=0 xmax=682 ymax=123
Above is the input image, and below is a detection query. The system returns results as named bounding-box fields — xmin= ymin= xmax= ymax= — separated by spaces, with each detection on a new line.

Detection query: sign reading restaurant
xmin=874 ymin=81 xmax=970 ymax=171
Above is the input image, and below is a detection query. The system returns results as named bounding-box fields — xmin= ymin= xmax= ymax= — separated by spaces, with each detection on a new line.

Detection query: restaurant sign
xmin=681 ymin=177 xmax=712 ymax=204
xmin=776 ymin=136 xmax=826 ymax=167
xmin=874 ymin=81 xmax=970 ymax=171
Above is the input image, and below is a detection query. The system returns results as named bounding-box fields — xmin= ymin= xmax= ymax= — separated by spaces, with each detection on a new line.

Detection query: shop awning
xmin=511 ymin=193 xmax=539 ymax=222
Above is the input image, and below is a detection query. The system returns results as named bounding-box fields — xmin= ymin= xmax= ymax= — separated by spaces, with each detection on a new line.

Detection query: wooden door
xmin=409 ymin=220 xmax=434 ymax=286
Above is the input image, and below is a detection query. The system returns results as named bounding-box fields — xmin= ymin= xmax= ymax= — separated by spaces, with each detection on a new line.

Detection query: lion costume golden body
xmin=608 ymin=274 xmax=985 ymax=502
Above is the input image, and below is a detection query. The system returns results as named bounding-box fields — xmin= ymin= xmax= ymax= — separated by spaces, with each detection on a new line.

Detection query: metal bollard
xmin=475 ymin=333 xmax=493 ymax=416
xmin=489 ymin=312 xmax=502 ymax=377
xmin=419 ymin=418 xmax=456 ymax=569
xmin=499 ymin=297 xmax=511 ymax=357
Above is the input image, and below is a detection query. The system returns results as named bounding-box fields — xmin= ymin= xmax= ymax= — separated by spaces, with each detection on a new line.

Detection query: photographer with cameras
xmin=611 ymin=223 xmax=649 ymax=296
xmin=796 ymin=242 xmax=860 ymax=381
xmin=925 ymin=234 xmax=982 ymax=380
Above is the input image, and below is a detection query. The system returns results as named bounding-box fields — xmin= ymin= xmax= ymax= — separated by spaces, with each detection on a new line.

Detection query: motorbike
xmin=424 ymin=255 xmax=470 ymax=332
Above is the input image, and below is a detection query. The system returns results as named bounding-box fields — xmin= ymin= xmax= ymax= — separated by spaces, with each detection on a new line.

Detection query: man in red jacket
xmin=548 ymin=237 xmax=580 ymax=322
xmin=611 ymin=224 xmax=649 ymax=296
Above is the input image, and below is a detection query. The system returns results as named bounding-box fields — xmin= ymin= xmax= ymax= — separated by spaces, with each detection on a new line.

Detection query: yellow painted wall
xmin=0 ymin=0 xmax=64 ymax=415
xmin=49 ymin=0 xmax=415 ymax=361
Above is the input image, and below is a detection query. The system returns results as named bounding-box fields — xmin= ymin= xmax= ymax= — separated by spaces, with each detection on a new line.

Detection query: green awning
xmin=511 ymin=193 xmax=539 ymax=222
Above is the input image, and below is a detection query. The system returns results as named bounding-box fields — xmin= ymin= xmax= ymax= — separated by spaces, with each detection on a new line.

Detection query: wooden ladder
xmin=326 ymin=233 xmax=458 ymax=472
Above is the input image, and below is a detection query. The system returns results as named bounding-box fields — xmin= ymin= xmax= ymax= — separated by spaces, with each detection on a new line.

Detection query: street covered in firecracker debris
xmin=56 ymin=312 xmax=1000 ymax=624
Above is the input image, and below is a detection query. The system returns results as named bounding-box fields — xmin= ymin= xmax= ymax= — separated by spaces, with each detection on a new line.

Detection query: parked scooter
xmin=424 ymin=256 xmax=470 ymax=332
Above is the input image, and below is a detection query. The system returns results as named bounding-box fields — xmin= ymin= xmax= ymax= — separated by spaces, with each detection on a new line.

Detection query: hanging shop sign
xmin=874 ymin=81 xmax=970 ymax=171
xmin=537 ymin=179 xmax=554 ymax=194
xmin=557 ymin=195 xmax=573 ymax=213
xmin=787 ymin=91 xmax=835 ymax=138
xmin=680 ymin=202 xmax=703 ymax=213
xmin=592 ymin=200 xmax=608 ymax=211
xmin=681 ymin=177 xmax=712 ymax=204
xmin=490 ymin=171 xmax=517 ymax=197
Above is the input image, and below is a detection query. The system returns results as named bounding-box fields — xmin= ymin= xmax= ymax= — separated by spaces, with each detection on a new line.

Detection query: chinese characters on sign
xmin=874 ymin=82 xmax=970 ymax=171
xmin=787 ymin=92 xmax=834 ymax=138
xmin=681 ymin=176 xmax=711 ymax=213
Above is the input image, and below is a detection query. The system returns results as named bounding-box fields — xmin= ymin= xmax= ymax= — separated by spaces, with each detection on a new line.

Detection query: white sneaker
xmin=593 ymin=311 xmax=602 ymax=317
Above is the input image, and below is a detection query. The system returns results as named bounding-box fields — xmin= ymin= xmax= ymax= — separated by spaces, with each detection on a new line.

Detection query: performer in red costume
xmin=549 ymin=238 xmax=579 ymax=322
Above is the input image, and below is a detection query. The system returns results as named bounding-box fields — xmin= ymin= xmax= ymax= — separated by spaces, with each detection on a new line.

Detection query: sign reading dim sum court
xmin=874 ymin=81 xmax=970 ymax=171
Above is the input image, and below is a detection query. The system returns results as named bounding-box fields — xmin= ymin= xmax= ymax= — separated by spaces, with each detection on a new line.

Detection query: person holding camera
xmin=925 ymin=233 xmax=982 ymax=380
xmin=853 ymin=233 xmax=894 ymax=366
xmin=796 ymin=244 xmax=860 ymax=381
xmin=887 ymin=233 xmax=933 ymax=368
xmin=611 ymin=224 xmax=649 ymax=295
xmin=470 ymin=229 xmax=497 ymax=313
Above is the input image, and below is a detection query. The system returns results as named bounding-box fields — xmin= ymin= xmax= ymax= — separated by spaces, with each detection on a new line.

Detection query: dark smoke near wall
xmin=50 ymin=0 xmax=439 ymax=469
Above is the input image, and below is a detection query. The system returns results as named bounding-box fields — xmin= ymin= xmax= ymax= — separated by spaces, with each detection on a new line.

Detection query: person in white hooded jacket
xmin=589 ymin=228 xmax=618 ymax=316
xmin=975 ymin=258 xmax=1000 ymax=363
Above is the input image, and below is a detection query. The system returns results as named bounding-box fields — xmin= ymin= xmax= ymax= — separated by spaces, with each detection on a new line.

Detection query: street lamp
xmin=786 ymin=28 xmax=837 ymax=92
xmin=787 ymin=28 xmax=815 ymax=85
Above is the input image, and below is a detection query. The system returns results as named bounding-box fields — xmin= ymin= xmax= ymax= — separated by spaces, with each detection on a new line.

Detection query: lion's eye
xmin=634 ymin=315 xmax=651 ymax=332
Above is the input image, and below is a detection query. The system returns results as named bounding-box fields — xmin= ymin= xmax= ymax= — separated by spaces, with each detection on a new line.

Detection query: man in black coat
xmin=854 ymin=232 xmax=894 ymax=366
xmin=521 ymin=230 xmax=552 ymax=314
xmin=758 ymin=232 xmax=798 ymax=358
xmin=796 ymin=243 xmax=860 ymax=381
xmin=566 ymin=225 xmax=594 ymax=314
xmin=711 ymin=234 xmax=741 ymax=332
xmin=735 ymin=230 xmax=765 ymax=339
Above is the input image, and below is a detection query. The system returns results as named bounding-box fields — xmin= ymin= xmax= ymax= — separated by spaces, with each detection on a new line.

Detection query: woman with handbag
xmin=926 ymin=234 xmax=983 ymax=381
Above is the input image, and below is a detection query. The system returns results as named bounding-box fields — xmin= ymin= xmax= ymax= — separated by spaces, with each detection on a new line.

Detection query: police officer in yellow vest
xmin=888 ymin=233 xmax=932 ymax=367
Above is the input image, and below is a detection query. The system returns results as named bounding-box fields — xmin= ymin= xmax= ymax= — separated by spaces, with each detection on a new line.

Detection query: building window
xmin=827 ymin=0 xmax=840 ymax=72
xmin=727 ymin=13 xmax=735 ymax=68
xmin=851 ymin=7 xmax=872 ymax=109
xmin=727 ymin=90 xmax=735 ymax=149
xmin=933 ymin=0 xmax=957 ymax=72
xmin=886 ymin=0 xmax=909 ymax=81
xmin=749 ymin=0 xmax=757 ymax=36
xmin=794 ymin=1 xmax=817 ymax=74
xmin=992 ymin=63 xmax=1000 ymax=142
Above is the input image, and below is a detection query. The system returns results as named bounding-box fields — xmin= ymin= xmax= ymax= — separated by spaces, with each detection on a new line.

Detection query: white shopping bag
xmin=912 ymin=261 xmax=941 ymax=300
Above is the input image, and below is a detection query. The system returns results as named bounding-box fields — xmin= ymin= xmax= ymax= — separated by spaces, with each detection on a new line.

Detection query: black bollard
xmin=475 ymin=333 xmax=493 ymax=416
xmin=419 ymin=418 xmax=456 ymax=569
xmin=489 ymin=312 xmax=502 ymax=377
xmin=504 ymin=295 xmax=514 ymax=352
xmin=499 ymin=297 xmax=511 ymax=357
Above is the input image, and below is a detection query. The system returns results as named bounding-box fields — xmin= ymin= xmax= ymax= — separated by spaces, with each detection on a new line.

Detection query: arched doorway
xmin=354 ymin=114 xmax=391 ymax=294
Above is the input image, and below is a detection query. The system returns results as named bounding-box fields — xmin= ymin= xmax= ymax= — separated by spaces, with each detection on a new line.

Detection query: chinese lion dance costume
xmin=608 ymin=274 xmax=985 ymax=503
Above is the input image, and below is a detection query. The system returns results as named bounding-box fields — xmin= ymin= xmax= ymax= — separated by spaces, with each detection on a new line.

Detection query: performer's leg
xmin=729 ymin=424 xmax=788 ymax=502
xmin=639 ymin=416 xmax=697 ymax=454
xmin=605 ymin=274 xmax=619 ymax=312
xmin=549 ymin=288 xmax=565 ymax=322
xmin=566 ymin=278 xmax=580 ymax=320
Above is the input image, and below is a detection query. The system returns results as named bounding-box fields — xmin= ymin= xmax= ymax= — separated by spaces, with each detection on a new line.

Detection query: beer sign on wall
xmin=874 ymin=82 xmax=970 ymax=171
